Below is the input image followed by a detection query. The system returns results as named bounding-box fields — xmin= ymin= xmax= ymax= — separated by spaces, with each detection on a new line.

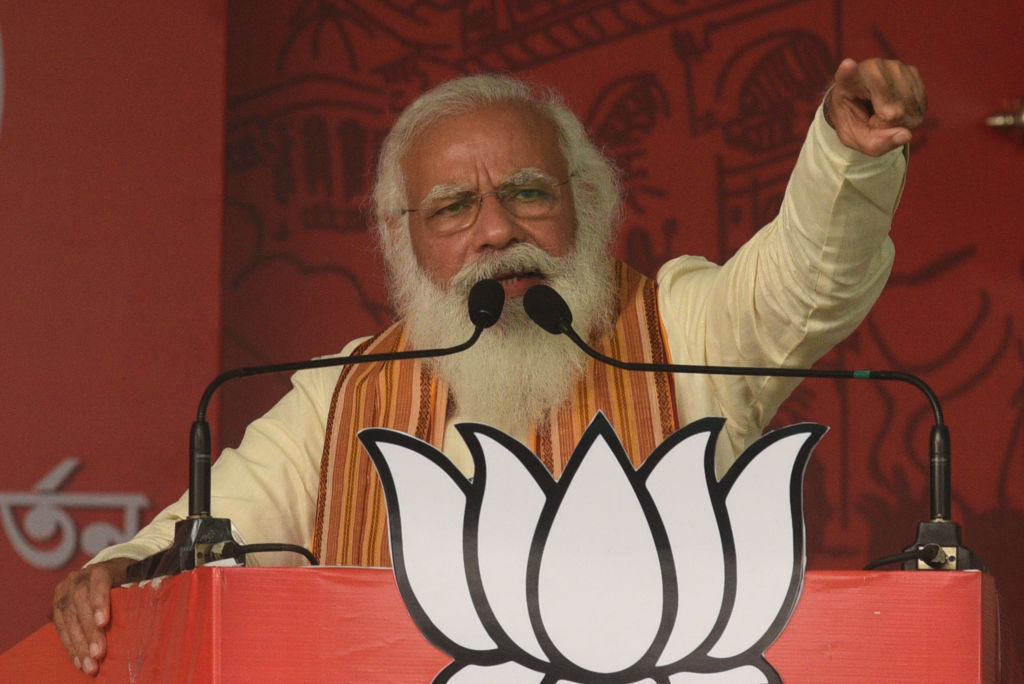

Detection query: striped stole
xmin=312 ymin=261 xmax=679 ymax=566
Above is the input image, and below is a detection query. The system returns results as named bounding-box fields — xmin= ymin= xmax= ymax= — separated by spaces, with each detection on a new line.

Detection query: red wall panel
xmin=0 ymin=2 xmax=226 ymax=651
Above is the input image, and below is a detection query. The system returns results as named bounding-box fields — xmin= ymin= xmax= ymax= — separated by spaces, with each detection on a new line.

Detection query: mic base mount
xmin=901 ymin=519 xmax=985 ymax=571
xmin=125 ymin=516 xmax=239 ymax=583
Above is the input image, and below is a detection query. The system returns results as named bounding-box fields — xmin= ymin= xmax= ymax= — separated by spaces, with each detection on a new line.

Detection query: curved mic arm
xmin=189 ymin=278 xmax=504 ymax=519
xmin=195 ymin=324 xmax=484 ymax=423
xmin=187 ymin=324 xmax=486 ymax=517
xmin=559 ymin=323 xmax=952 ymax=523
xmin=523 ymin=283 xmax=954 ymax=529
xmin=561 ymin=323 xmax=944 ymax=425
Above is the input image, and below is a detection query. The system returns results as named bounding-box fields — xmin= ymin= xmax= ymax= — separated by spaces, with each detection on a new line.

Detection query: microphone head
xmin=523 ymin=284 xmax=572 ymax=335
xmin=468 ymin=279 xmax=505 ymax=329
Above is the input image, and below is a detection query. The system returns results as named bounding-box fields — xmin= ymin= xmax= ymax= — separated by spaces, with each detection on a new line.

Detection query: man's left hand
xmin=826 ymin=57 xmax=926 ymax=157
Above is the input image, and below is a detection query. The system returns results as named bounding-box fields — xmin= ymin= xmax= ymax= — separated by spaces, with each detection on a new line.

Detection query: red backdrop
xmin=0 ymin=3 xmax=225 ymax=651
xmin=2 ymin=0 xmax=1022 ymax=663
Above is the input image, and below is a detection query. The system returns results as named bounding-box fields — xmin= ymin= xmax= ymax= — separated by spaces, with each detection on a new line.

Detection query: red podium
xmin=1 ymin=568 xmax=1015 ymax=682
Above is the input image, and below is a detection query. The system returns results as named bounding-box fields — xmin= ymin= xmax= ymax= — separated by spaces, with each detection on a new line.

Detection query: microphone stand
xmin=126 ymin=280 xmax=505 ymax=582
xmin=523 ymin=284 xmax=982 ymax=571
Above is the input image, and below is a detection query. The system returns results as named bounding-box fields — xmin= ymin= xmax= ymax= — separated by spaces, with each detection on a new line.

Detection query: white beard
xmin=389 ymin=235 xmax=617 ymax=434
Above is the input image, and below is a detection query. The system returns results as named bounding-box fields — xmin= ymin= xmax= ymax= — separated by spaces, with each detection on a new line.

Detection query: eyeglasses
xmin=401 ymin=174 xmax=573 ymax=235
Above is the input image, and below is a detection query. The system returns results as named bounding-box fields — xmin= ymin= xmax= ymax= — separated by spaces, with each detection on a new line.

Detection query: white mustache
xmin=450 ymin=243 xmax=567 ymax=295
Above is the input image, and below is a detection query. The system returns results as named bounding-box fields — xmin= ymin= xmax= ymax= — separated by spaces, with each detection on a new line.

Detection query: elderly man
xmin=54 ymin=56 xmax=924 ymax=675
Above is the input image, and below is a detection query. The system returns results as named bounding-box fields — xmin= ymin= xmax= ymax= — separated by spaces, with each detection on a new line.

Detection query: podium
xmin=1 ymin=568 xmax=1014 ymax=682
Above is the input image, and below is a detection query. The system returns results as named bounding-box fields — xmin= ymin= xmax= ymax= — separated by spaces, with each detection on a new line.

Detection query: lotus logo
xmin=360 ymin=413 xmax=822 ymax=683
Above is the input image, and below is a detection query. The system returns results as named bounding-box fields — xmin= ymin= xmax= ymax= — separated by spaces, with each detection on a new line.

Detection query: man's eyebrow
xmin=502 ymin=167 xmax=556 ymax=185
xmin=420 ymin=183 xmax=472 ymax=204
xmin=419 ymin=168 xmax=556 ymax=203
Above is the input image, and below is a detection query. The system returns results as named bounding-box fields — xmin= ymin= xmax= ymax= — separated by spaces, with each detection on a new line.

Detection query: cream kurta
xmin=92 ymin=106 xmax=905 ymax=567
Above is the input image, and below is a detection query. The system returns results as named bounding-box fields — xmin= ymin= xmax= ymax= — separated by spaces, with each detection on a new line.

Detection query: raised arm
xmin=659 ymin=57 xmax=924 ymax=474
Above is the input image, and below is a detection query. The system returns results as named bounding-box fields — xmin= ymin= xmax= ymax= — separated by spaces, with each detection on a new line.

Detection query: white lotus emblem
xmin=359 ymin=413 xmax=822 ymax=683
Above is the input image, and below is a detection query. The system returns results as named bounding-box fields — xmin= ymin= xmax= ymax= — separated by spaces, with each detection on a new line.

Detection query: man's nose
xmin=472 ymin=193 xmax=525 ymax=249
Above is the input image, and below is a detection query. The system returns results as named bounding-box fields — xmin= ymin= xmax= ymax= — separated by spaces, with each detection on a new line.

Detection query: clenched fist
xmin=826 ymin=57 xmax=926 ymax=156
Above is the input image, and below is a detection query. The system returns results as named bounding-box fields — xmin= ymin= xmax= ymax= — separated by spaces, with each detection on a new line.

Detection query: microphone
xmin=126 ymin=280 xmax=505 ymax=581
xmin=468 ymin=278 xmax=505 ymax=328
xmin=523 ymin=284 xmax=981 ymax=571
xmin=524 ymin=282 xmax=572 ymax=334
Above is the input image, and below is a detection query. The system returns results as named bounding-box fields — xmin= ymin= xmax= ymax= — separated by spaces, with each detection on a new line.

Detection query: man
xmin=53 ymin=56 xmax=925 ymax=675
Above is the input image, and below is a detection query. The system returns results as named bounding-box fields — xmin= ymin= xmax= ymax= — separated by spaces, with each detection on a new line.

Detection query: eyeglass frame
xmin=399 ymin=172 xmax=575 ymax=233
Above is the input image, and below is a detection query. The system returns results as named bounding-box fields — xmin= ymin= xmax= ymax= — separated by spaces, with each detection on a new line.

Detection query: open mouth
xmin=492 ymin=270 xmax=545 ymax=297
xmin=494 ymin=269 xmax=541 ymax=284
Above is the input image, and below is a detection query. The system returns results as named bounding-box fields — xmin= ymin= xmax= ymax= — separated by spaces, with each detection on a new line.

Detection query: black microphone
xmin=126 ymin=280 xmax=505 ymax=581
xmin=524 ymin=282 xmax=572 ymax=334
xmin=523 ymin=283 xmax=981 ymax=571
xmin=468 ymin=278 xmax=505 ymax=328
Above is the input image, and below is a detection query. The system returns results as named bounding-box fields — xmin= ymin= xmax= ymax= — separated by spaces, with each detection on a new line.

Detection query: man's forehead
xmin=402 ymin=102 xmax=566 ymax=186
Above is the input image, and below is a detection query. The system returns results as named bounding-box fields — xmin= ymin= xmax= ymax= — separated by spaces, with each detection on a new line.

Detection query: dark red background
xmin=2 ymin=0 xmax=1022 ymax=662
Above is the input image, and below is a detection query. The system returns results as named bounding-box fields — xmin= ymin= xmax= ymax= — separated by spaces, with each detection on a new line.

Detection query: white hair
xmin=371 ymin=74 xmax=622 ymax=311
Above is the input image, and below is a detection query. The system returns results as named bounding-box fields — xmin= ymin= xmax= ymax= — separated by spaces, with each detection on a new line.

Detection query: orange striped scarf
xmin=312 ymin=261 xmax=679 ymax=566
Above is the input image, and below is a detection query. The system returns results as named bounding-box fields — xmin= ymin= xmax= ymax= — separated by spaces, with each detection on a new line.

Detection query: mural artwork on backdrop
xmin=361 ymin=414 xmax=821 ymax=683
xmin=224 ymin=1 xmax=853 ymax=347
xmin=222 ymin=0 xmax=1024 ymax=649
